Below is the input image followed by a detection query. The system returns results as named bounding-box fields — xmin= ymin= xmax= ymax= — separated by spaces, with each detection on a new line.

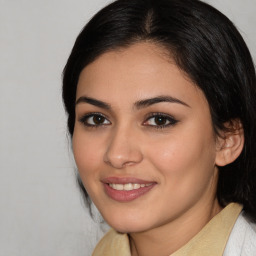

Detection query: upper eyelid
xmin=143 ymin=113 xmax=178 ymax=125
xmin=144 ymin=112 xmax=176 ymax=120
xmin=78 ymin=112 xmax=111 ymax=125
xmin=78 ymin=112 xmax=178 ymax=126
xmin=78 ymin=112 xmax=110 ymax=120
xmin=78 ymin=112 xmax=174 ymax=119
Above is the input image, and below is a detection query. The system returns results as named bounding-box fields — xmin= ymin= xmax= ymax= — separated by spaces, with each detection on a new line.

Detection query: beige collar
xmin=171 ymin=203 xmax=242 ymax=256
xmin=92 ymin=203 xmax=242 ymax=256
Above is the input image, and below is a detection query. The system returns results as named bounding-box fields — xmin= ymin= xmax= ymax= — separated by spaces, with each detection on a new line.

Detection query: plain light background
xmin=0 ymin=0 xmax=255 ymax=255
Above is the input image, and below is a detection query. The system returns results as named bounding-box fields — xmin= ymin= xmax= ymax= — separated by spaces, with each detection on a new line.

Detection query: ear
xmin=215 ymin=119 xmax=244 ymax=167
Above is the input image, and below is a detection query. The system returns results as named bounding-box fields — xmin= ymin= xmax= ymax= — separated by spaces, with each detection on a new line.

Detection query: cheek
xmin=72 ymin=133 xmax=108 ymax=205
xmin=72 ymin=130 xmax=104 ymax=182
xmin=147 ymin=125 xmax=216 ymax=183
xmin=73 ymin=141 xmax=96 ymax=170
xmin=145 ymin=132 xmax=217 ymax=217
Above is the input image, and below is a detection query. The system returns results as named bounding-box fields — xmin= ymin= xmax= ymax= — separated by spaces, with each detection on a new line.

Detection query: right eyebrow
xmin=75 ymin=96 xmax=111 ymax=110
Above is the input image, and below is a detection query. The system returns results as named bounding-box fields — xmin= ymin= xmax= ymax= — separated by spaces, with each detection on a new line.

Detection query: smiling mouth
xmin=108 ymin=183 xmax=153 ymax=191
xmin=103 ymin=181 xmax=156 ymax=202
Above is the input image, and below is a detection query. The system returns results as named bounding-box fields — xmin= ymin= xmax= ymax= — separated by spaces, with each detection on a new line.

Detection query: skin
xmin=72 ymin=42 xmax=223 ymax=256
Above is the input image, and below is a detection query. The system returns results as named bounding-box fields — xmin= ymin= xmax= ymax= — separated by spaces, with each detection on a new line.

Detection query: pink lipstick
xmin=102 ymin=177 xmax=156 ymax=202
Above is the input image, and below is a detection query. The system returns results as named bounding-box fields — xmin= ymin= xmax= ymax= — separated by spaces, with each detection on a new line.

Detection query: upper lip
xmin=101 ymin=177 xmax=156 ymax=184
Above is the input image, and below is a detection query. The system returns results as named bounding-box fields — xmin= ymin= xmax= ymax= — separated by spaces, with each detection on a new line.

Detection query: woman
xmin=62 ymin=0 xmax=256 ymax=255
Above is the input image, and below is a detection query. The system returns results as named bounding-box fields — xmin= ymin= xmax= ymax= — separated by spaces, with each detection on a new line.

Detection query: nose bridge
xmin=104 ymin=122 xmax=143 ymax=168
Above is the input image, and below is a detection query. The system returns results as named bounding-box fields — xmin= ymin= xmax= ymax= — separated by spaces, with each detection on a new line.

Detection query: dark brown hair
xmin=63 ymin=0 xmax=256 ymax=221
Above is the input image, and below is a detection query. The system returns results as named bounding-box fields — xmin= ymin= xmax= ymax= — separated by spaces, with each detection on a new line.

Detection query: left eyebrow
xmin=134 ymin=95 xmax=190 ymax=109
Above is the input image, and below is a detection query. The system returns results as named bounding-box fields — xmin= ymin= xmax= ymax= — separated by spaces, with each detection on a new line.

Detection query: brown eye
xmin=144 ymin=114 xmax=178 ymax=128
xmin=79 ymin=113 xmax=111 ymax=127
xmin=93 ymin=115 xmax=106 ymax=125
xmin=154 ymin=116 xmax=168 ymax=126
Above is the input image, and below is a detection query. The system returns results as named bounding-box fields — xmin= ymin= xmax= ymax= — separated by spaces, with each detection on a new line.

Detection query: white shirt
xmin=224 ymin=212 xmax=256 ymax=256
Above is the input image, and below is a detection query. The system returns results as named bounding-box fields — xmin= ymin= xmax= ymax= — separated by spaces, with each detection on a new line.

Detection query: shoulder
xmin=92 ymin=229 xmax=131 ymax=256
xmin=224 ymin=212 xmax=256 ymax=256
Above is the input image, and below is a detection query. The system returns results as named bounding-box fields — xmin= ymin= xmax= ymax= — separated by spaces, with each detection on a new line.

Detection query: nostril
xmin=103 ymin=150 xmax=143 ymax=169
xmin=103 ymin=131 xmax=143 ymax=168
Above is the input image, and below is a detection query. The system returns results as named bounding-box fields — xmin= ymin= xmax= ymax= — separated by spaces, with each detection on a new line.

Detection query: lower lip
xmin=103 ymin=183 xmax=156 ymax=202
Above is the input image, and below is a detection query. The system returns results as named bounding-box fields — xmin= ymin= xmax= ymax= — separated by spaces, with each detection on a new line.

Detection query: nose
xmin=103 ymin=126 xmax=143 ymax=169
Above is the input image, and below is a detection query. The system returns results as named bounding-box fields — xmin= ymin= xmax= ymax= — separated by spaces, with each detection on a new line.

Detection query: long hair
xmin=63 ymin=0 xmax=256 ymax=221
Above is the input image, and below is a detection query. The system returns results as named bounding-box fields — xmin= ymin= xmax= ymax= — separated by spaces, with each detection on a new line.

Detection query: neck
xmin=129 ymin=198 xmax=222 ymax=256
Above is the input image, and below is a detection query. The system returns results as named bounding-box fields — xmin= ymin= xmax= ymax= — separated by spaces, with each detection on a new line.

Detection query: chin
xmin=97 ymin=201 xmax=157 ymax=233
xmin=105 ymin=216 xmax=152 ymax=234
xmin=114 ymin=225 xmax=147 ymax=234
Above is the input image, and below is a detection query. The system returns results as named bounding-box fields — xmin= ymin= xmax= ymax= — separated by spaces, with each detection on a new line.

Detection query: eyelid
xmin=77 ymin=112 xmax=178 ymax=129
xmin=143 ymin=112 xmax=178 ymax=127
xmin=78 ymin=112 xmax=111 ymax=127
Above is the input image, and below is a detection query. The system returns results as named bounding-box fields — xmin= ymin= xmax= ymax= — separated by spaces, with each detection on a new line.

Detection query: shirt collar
xmin=92 ymin=203 xmax=242 ymax=256
xmin=171 ymin=203 xmax=242 ymax=256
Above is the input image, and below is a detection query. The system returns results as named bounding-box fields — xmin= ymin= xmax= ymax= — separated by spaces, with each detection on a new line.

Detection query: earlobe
xmin=215 ymin=120 xmax=244 ymax=167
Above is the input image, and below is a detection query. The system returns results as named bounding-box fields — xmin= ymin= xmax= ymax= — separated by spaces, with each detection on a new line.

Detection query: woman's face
xmin=73 ymin=42 xmax=220 ymax=233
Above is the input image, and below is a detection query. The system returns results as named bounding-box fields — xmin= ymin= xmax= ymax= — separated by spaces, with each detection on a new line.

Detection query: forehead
xmin=76 ymin=42 xmax=206 ymax=108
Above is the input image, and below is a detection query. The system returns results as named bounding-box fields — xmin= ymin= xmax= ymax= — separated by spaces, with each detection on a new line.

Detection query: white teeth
xmin=109 ymin=183 xmax=152 ymax=191
xmin=133 ymin=184 xmax=141 ymax=189
xmin=124 ymin=183 xmax=133 ymax=191
xmin=115 ymin=184 xmax=124 ymax=190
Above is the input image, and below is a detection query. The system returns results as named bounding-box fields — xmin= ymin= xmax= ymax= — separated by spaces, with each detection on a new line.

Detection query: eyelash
xmin=78 ymin=112 xmax=178 ymax=129
xmin=143 ymin=112 xmax=178 ymax=129
xmin=78 ymin=113 xmax=111 ymax=128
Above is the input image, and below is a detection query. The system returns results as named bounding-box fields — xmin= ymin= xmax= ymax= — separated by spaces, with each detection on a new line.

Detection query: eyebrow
xmin=75 ymin=95 xmax=190 ymax=109
xmin=76 ymin=96 xmax=111 ymax=109
xmin=135 ymin=96 xmax=190 ymax=109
